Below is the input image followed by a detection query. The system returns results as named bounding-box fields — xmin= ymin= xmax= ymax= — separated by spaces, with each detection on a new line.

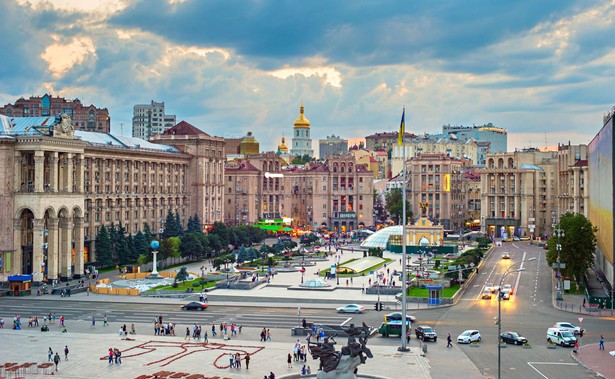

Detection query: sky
xmin=2 ymin=0 xmax=615 ymax=153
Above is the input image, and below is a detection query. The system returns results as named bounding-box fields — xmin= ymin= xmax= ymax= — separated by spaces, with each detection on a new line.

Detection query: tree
xmin=187 ymin=214 xmax=203 ymax=234
xmin=174 ymin=211 xmax=184 ymax=237
xmin=133 ymin=231 xmax=149 ymax=259
xmin=114 ymin=223 xmax=131 ymax=264
xmin=95 ymin=225 xmax=113 ymax=267
xmin=162 ymin=209 xmax=176 ymax=239
xmin=143 ymin=222 xmax=154 ymax=244
xmin=546 ymin=212 xmax=597 ymax=284
xmin=174 ymin=266 xmax=190 ymax=286
xmin=209 ymin=222 xmax=230 ymax=250
xmin=385 ymin=188 xmax=412 ymax=224
xmin=181 ymin=232 xmax=203 ymax=259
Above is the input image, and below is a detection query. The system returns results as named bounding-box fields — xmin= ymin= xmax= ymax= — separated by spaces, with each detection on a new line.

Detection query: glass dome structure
xmin=300 ymin=278 xmax=331 ymax=288
xmin=360 ymin=225 xmax=403 ymax=249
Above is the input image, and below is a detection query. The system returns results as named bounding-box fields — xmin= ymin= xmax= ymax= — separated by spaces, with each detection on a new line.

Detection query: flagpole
xmin=398 ymin=108 xmax=410 ymax=352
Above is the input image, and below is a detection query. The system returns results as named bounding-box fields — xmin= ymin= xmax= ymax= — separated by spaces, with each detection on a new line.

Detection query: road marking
xmin=527 ymin=362 xmax=578 ymax=379
xmin=512 ymin=251 xmax=527 ymax=297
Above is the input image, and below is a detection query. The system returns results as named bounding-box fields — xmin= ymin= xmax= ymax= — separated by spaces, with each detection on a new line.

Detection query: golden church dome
xmin=293 ymin=104 xmax=310 ymax=128
xmin=278 ymin=136 xmax=289 ymax=153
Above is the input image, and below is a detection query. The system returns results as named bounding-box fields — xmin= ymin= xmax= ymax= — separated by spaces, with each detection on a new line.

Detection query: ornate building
xmin=0 ymin=116 xmax=224 ymax=283
xmin=0 ymin=94 xmax=111 ymax=133
xmin=290 ymin=104 xmax=314 ymax=157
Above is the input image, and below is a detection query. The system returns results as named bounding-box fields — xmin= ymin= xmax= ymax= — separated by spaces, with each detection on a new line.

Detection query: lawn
xmin=406 ymin=284 xmax=461 ymax=298
xmin=143 ymin=277 xmax=217 ymax=293
xmin=318 ymin=257 xmax=393 ymax=277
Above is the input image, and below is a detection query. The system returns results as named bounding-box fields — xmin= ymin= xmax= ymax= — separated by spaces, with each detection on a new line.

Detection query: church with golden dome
xmin=290 ymin=103 xmax=314 ymax=157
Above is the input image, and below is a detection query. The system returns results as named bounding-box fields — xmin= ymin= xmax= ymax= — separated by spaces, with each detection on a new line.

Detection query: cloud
xmin=40 ymin=36 xmax=97 ymax=78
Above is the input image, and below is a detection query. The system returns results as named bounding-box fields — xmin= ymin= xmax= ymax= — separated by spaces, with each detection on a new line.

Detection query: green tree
xmin=167 ymin=236 xmax=182 ymax=258
xmin=385 ymin=188 xmax=412 ymax=224
xmin=174 ymin=211 xmax=184 ymax=237
xmin=175 ymin=266 xmax=190 ymax=286
xmin=115 ymin=223 xmax=131 ymax=264
xmin=209 ymin=222 xmax=230 ymax=250
xmin=206 ymin=234 xmax=223 ymax=256
xmin=187 ymin=214 xmax=203 ymax=234
xmin=546 ymin=213 xmax=597 ymax=284
xmin=181 ymin=232 xmax=203 ymax=259
xmin=162 ymin=209 xmax=176 ymax=239
xmin=95 ymin=225 xmax=113 ymax=267
xmin=133 ymin=231 xmax=149 ymax=259
xmin=143 ymin=222 xmax=154 ymax=244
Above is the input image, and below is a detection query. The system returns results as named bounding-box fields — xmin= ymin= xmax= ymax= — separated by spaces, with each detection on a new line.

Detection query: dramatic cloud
xmin=1 ymin=0 xmax=614 ymax=153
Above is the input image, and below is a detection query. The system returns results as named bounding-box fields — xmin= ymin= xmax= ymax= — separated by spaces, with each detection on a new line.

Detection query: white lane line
xmin=512 ymin=251 xmax=527 ymax=296
xmin=527 ymin=362 xmax=578 ymax=379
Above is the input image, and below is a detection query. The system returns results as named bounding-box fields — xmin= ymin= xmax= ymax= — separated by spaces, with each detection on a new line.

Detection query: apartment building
xmin=132 ymin=100 xmax=176 ymax=140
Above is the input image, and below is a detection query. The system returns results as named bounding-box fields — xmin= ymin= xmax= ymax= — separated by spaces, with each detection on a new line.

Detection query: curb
xmin=569 ymin=346 xmax=607 ymax=379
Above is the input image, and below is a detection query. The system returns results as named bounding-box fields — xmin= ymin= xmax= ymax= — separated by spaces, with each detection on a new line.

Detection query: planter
xmin=470 ymin=343 xmax=480 ymax=348
xmin=547 ymin=344 xmax=557 ymax=349
xmin=522 ymin=344 xmax=532 ymax=349
xmin=499 ymin=343 xmax=507 ymax=348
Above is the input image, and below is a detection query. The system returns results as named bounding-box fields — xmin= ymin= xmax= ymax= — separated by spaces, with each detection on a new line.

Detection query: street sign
xmin=578 ymin=317 xmax=584 ymax=323
xmin=369 ymin=271 xmax=374 ymax=275
xmin=551 ymin=263 xmax=566 ymax=269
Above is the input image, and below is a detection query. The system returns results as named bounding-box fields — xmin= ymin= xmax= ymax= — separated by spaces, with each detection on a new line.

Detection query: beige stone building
xmin=405 ymin=153 xmax=472 ymax=230
xmin=224 ymin=153 xmax=374 ymax=232
xmin=557 ymin=143 xmax=589 ymax=217
xmin=0 ymin=116 xmax=224 ymax=282
xmin=480 ymin=148 xmax=559 ymax=239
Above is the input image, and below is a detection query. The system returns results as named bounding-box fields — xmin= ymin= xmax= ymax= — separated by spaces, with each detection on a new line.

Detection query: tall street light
xmin=553 ymin=227 xmax=565 ymax=301
xmin=497 ymin=257 xmax=536 ymax=379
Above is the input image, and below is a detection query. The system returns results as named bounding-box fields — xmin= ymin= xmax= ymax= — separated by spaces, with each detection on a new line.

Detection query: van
xmin=547 ymin=327 xmax=576 ymax=347
xmin=378 ymin=320 xmax=410 ymax=337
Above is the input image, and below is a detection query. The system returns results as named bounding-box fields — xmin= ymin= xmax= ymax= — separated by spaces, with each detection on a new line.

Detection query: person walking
xmin=48 ymin=347 xmax=53 ymax=362
xmin=91 ymin=315 xmax=96 ymax=329
xmin=64 ymin=345 xmax=69 ymax=360
xmin=600 ymin=335 xmax=605 ymax=350
xmin=245 ymin=353 xmax=250 ymax=369
xmin=287 ymin=353 xmax=292 ymax=368
xmin=103 ymin=315 xmax=108 ymax=327
xmin=447 ymin=333 xmax=452 ymax=348
xmin=108 ymin=348 xmax=114 ymax=364
xmin=53 ymin=352 xmax=61 ymax=371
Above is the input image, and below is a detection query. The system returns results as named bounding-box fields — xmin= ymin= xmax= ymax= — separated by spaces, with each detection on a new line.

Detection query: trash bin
xmin=422 ymin=344 xmax=427 ymax=354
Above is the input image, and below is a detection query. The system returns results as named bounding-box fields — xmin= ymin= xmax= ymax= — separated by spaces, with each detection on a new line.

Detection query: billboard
xmin=588 ymin=115 xmax=614 ymax=275
xmin=443 ymin=174 xmax=451 ymax=192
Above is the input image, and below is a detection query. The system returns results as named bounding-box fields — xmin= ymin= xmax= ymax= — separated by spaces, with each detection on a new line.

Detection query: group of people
xmin=119 ymin=323 xmax=136 ymax=336
xmin=154 ymin=316 xmax=176 ymax=336
xmin=260 ymin=328 xmax=272 ymax=342
xmin=107 ymin=348 xmax=122 ymax=364
xmin=46 ymin=346 xmax=68 ymax=371
xmin=186 ymin=324 xmax=207 ymax=342
xmin=292 ymin=339 xmax=309 ymax=362
xmin=228 ymin=352 xmax=250 ymax=369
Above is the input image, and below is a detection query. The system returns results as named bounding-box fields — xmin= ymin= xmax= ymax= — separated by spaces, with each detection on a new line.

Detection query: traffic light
xmin=374 ymin=302 xmax=380 ymax=311
xmin=379 ymin=303 xmax=384 ymax=311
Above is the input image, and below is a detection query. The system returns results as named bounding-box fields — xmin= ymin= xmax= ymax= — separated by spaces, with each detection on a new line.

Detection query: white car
xmin=502 ymin=284 xmax=513 ymax=295
xmin=457 ymin=330 xmax=481 ymax=344
xmin=336 ymin=304 xmax=366 ymax=314
xmin=484 ymin=283 xmax=494 ymax=293
xmin=554 ymin=322 xmax=584 ymax=336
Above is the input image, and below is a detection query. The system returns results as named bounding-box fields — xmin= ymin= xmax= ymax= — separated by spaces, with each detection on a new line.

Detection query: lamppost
xmin=497 ymin=257 xmax=536 ymax=379
xmin=553 ymin=226 xmax=565 ymax=301
xmin=336 ymin=263 xmax=340 ymax=285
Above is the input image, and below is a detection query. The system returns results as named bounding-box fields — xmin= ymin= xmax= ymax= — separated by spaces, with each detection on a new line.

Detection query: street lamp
xmin=553 ymin=227 xmax=565 ymax=301
xmin=497 ymin=257 xmax=536 ymax=379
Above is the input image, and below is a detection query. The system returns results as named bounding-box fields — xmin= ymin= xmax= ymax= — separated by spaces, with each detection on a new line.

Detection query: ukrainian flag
xmin=398 ymin=108 xmax=405 ymax=146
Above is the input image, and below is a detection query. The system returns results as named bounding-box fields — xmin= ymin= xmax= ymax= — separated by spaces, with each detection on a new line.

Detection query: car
xmin=501 ymin=252 xmax=511 ymax=259
xmin=457 ymin=330 xmax=481 ymax=344
xmin=378 ymin=320 xmax=411 ymax=337
xmin=520 ymin=236 xmax=531 ymax=241
xmin=484 ymin=283 xmax=494 ymax=293
xmin=336 ymin=304 xmax=366 ymax=314
xmin=512 ymin=236 xmax=520 ymax=241
xmin=180 ymin=301 xmax=208 ymax=311
xmin=481 ymin=290 xmax=492 ymax=300
xmin=385 ymin=312 xmax=416 ymax=323
xmin=554 ymin=322 xmax=585 ymax=336
xmin=415 ymin=325 xmax=438 ymax=341
xmin=500 ymin=331 xmax=528 ymax=345
xmin=502 ymin=284 xmax=513 ymax=295
xmin=501 ymin=290 xmax=511 ymax=300
xmin=547 ymin=328 xmax=577 ymax=346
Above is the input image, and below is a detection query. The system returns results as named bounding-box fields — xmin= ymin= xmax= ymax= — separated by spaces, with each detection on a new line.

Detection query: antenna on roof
xmin=544 ymin=132 xmax=547 ymax=151
xmin=120 ymin=123 xmax=124 ymax=135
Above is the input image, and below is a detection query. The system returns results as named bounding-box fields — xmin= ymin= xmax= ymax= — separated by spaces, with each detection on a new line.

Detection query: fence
xmin=556 ymin=300 xmax=615 ymax=316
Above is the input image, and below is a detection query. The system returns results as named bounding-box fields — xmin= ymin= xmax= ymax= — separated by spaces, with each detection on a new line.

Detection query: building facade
xmin=442 ymin=124 xmax=508 ymax=166
xmin=132 ymin=101 xmax=176 ymax=140
xmin=0 ymin=94 xmax=111 ymax=133
xmin=0 ymin=116 xmax=224 ymax=282
xmin=224 ymin=153 xmax=374 ymax=232
xmin=365 ymin=131 xmax=414 ymax=152
xmin=479 ymin=148 xmax=558 ymax=239
xmin=557 ymin=143 xmax=589 ymax=217
xmin=405 ymin=154 xmax=471 ymax=230
xmin=319 ymin=135 xmax=348 ymax=159
xmin=290 ymin=104 xmax=314 ymax=157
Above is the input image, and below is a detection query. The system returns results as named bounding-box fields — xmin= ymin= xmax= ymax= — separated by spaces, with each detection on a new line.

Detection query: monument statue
xmin=418 ymin=201 xmax=430 ymax=217
xmin=53 ymin=113 xmax=75 ymax=138
xmin=308 ymin=323 xmax=373 ymax=379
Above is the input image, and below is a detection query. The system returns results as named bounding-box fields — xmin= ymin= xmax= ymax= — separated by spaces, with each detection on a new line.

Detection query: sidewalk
xmin=552 ymin=274 xmax=615 ymax=317
xmin=572 ymin=341 xmax=615 ymax=379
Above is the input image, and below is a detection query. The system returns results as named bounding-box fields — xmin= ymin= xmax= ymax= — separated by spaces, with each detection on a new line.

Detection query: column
xmin=74 ymin=154 xmax=84 ymax=193
xmin=34 ymin=151 xmax=45 ymax=192
xmin=65 ymin=153 xmax=74 ymax=193
xmin=49 ymin=152 xmax=58 ymax=192
xmin=32 ymin=219 xmax=45 ymax=283
xmin=47 ymin=218 xmax=59 ymax=282
xmin=13 ymin=219 xmax=22 ymax=274
xmin=14 ymin=151 xmax=22 ymax=192
xmin=59 ymin=217 xmax=73 ymax=280
xmin=73 ymin=217 xmax=85 ymax=278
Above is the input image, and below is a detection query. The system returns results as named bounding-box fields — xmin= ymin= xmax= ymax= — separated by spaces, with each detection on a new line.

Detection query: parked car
xmin=547 ymin=328 xmax=577 ymax=347
xmin=554 ymin=322 xmax=585 ymax=336
xmin=501 ymin=252 xmax=511 ymax=259
xmin=481 ymin=290 xmax=492 ymax=300
xmin=520 ymin=236 xmax=531 ymax=241
xmin=457 ymin=330 xmax=481 ymax=344
xmin=336 ymin=304 xmax=366 ymax=314
xmin=415 ymin=325 xmax=438 ymax=342
xmin=385 ymin=312 xmax=416 ymax=323
xmin=500 ymin=331 xmax=527 ymax=345
xmin=512 ymin=236 xmax=520 ymax=241
xmin=180 ymin=301 xmax=208 ymax=311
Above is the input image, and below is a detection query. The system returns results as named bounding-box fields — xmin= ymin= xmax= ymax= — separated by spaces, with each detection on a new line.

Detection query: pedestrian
xmin=91 ymin=315 xmax=96 ymax=328
xmin=115 ymin=348 xmax=122 ymax=364
xmin=103 ymin=315 xmax=108 ymax=326
xmin=600 ymin=335 xmax=605 ymax=350
xmin=447 ymin=333 xmax=452 ymax=348
xmin=287 ymin=353 xmax=292 ymax=368
xmin=64 ymin=345 xmax=69 ymax=360
xmin=130 ymin=323 xmax=136 ymax=335
xmin=302 ymin=365 xmax=307 ymax=375
xmin=267 ymin=329 xmax=272 ymax=342
xmin=406 ymin=329 xmax=411 ymax=344
xmin=574 ymin=339 xmax=579 ymax=353
xmin=48 ymin=347 xmax=53 ymax=362
xmin=53 ymin=352 xmax=61 ymax=371
xmin=108 ymin=348 xmax=114 ymax=364
xmin=583 ymin=297 xmax=587 ymax=308
xmin=229 ymin=353 xmax=234 ymax=369
xmin=235 ymin=352 xmax=241 ymax=368
xmin=204 ymin=330 xmax=208 ymax=343
xmin=245 ymin=353 xmax=250 ymax=369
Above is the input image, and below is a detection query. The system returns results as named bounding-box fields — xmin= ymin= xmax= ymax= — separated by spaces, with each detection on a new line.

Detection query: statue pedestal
xmin=146 ymin=250 xmax=163 ymax=280
xmin=316 ymin=355 xmax=362 ymax=379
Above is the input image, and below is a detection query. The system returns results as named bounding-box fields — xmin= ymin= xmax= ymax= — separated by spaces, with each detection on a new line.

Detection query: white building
xmin=290 ymin=104 xmax=314 ymax=158
xmin=132 ymin=100 xmax=176 ymax=140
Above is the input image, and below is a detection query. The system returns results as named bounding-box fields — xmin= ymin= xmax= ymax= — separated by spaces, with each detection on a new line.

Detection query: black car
xmin=385 ymin=312 xmax=416 ymax=323
xmin=415 ymin=325 xmax=437 ymax=342
xmin=180 ymin=301 xmax=208 ymax=311
xmin=499 ymin=331 xmax=528 ymax=345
